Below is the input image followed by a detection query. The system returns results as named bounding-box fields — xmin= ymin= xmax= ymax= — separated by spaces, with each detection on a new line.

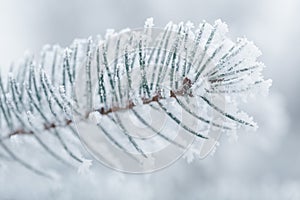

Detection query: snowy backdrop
xmin=0 ymin=0 xmax=299 ymax=199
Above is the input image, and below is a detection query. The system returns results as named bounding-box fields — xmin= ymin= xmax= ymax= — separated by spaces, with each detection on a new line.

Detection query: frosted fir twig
xmin=0 ymin=18 xmax=271 ymax=177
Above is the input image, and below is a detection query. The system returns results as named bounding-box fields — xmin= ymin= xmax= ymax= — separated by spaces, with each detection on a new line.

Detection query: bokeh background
xmin=0 ymin=0 xmax=299 ymax=199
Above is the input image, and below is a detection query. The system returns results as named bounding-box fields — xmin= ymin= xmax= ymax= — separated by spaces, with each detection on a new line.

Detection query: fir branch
xmin=0 ymin=18 xmax=271 ymax=177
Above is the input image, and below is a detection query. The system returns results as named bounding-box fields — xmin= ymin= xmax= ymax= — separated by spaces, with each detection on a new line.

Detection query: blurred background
xmin=0 ymin=0 xmax=299 ymax=199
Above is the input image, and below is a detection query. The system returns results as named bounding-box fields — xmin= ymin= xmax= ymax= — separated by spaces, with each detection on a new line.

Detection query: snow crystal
xmin=144 ymin=17 xmax=154 ymax=28
xmin=78 ymin=159 xmax=93 ymax=175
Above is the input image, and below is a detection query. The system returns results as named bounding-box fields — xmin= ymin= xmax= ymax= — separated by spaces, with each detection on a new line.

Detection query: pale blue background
xmin=0 ymin=0 xmax=299 ymax=199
